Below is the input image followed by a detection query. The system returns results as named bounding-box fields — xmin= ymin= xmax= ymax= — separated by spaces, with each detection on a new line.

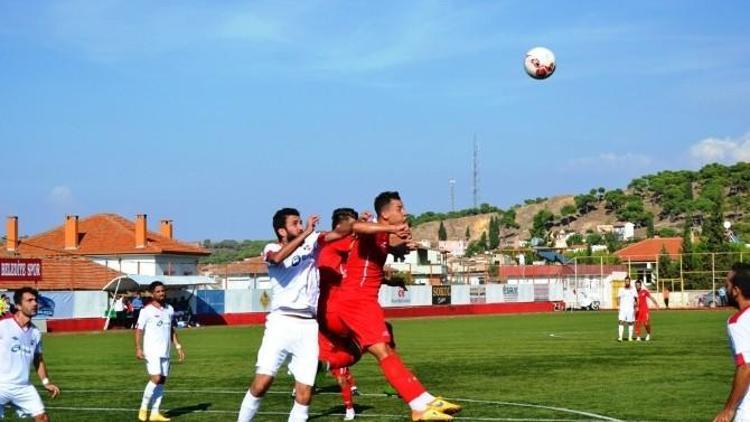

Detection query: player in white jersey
xmin=617 ymin=276 xmax=638 ymax=342
xmin=238 ymin=208 xmax=344 ymax=422
xmin=135 ymin=281 xmax=185 ymax=422
xmin=0 ymin=287 xmax=60 ymax=422
xmin=715 ymin=263 xmax=750 ymax=422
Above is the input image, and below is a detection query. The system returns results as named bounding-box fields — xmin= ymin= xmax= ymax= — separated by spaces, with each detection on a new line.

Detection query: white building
xmin=17 ymin=213 xmax=212 ymax=288
xmin=386 ymin=247 xmax=445 ymax=285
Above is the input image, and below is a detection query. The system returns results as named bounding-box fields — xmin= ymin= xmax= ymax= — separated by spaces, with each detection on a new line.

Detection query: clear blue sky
xmin=1 ymin=1 xmax=749 ymax=240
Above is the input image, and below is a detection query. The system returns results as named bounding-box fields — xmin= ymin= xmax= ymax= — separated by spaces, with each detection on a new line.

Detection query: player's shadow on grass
xmin=309 ymin=405 xmax=374 ymax=420
xmin=165 ymin=402 xmax=212 ymax=417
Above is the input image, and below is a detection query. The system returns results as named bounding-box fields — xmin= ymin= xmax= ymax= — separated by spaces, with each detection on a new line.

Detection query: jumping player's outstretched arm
xmin=266 ymin=216 xmax=319 ymax=265
xmin=352 ymin=221 xmax=409 ymax=237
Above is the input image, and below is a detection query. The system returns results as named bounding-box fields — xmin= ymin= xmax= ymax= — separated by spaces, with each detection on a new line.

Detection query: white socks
xmin=152 ymin=384 xmax=164 ymax=413
xmin=238 ymin=391 xmax=262 ymax=422
xmin=288 ymin=401 xmax=309 ymax=422
xmin=628 ymin=325 xmax=633 ymax=340
xmin=237 ymin=392 xmax=311 ymax=421
xmin=618 ymin=325 xmax=624 ymax=340
xmin=408 ymin=392 xmax=436 ymax=411
xmin=140 ymin=381 xmax=158 ymax=410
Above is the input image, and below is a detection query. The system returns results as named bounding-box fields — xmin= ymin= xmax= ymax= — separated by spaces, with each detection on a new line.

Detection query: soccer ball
xmin=524 ymin=47 xmax=556 ymax=80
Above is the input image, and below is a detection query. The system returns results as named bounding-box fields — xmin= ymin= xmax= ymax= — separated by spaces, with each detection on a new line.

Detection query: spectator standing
xmin=131 ymin=292 xmax=144 ymax=329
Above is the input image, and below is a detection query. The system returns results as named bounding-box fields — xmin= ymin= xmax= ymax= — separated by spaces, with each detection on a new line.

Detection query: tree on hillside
xmin=530 ymin=209 xmax=555 ymax=239
xmin=616 ymin=197 xmax=653 ymax=228
xmin=567 ymin=233 xmax=584 ymax=245
xmin=465 ymin=226 xmax=471 ymax=240
xmin=604 ymin=189 xmax=627 ymax=212
xmin=499 ymin=209 xmax=519 ymax=229
xmin=586 ymin=232 xmax=604 ymax=245
xmin=574 ymin=193 xmax=597 ymax=214
xmin=560 ymin=204 xmax=577 ymax=226
xmin=497 ymin=209 xmax=518 ymax=247
xmin=479 ymin=231 xmax=488 ymax=251
xmin=702 ymin=197 xmax=727 ymax=253
xmin=561 ymin=204 xmax=577 ymax=216
xmin=628 ymin=177 xmax=649 ymax=194
xmin=438 ymin=221 xmax=447 ymax=241
xmin=488 ymin=216 xmax=500 ymax=250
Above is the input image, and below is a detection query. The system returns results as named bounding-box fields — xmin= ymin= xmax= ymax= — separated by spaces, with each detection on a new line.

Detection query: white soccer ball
xmin=524 ymin=47 xmax=556 ymax=80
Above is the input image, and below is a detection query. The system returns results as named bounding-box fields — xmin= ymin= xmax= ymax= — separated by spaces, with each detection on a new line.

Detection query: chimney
xmin=135 ymin=214 xmax=147 ymax=248
xmin=64 ymin=215 xmax=79 ymax=250
xmin=160 ymin=219 xmax=173 ymax=240
xmin=6 ymin=216 xmax=18 ymax=253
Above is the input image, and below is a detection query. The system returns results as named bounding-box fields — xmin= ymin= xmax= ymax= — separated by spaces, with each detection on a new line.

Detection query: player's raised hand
xmin=359 ymin=210 xmax=373 ymax=222
xmin=45 ymin=383 xmax=60 ymax=398
xmin=392 ymin=223 xmax=411 ymax=239
xmin=305 ymin=215 xmax=320 ymax=233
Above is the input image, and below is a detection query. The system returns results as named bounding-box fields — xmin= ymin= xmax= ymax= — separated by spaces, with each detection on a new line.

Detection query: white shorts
xmin=255 ymin=313 xmax=319 ymax=386
xmin=618 ymin=308 xmax=635 ymax=323
xmin=736 ymin=405 xmax=750 ymax=421
xmin=145 ymin=357 xmax=170 ymax=377
xmin=0 ymin=384 xmax=45 ymax=418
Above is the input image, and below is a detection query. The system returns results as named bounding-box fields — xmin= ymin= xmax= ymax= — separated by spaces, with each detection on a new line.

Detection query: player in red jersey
xmin=326 ymin=191 xmax=462 ymax=421
xmin=634 ymin=280 xmax=659 ymax=341
xmin=317 ymin=208 xmax=362 ymax=421
xmin=317 ymin=207 xmax=404 ymax=419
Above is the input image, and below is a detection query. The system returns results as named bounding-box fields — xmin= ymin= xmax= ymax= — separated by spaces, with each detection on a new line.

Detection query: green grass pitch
xmin=2 ymin=310 xmax=736 ymax=421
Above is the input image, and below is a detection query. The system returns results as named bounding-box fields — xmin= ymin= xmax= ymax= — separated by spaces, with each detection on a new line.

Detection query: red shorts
xmin=325 ymin=295 xmax=392 ymax=350
xmin=636 ymin=309 xmax=650 ymax=323
xmin=318 ymin=328 xmax=361 ymax=370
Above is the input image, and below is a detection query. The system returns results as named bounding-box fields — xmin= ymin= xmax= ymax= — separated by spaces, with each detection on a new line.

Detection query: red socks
xmin=378 ymin=353 xmax=426 ymax=403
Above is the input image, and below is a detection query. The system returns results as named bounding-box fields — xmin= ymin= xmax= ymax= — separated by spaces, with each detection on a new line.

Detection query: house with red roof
xmin=3 ymin=214 xmax=211 ymax=290
xmin=614 ymin=237 xmax=682 ymax=284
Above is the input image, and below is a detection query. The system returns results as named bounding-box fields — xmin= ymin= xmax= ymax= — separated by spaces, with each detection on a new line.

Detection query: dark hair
xmin=624 ymin=276 xmax=631 ymax=281
xmin=272 ymin=208 xmax=300 ymax=240
xmin=331 ymin=208 xmax=358 ymax=229
xmin=374 ymin=191 xmax=401 ymax=217
xmin=730 ymin=262 xmax=750 ymax=298
xmin=635 ymin=279 xmax=642 ymax=285
xmin=148 ymin=281 xmax=165 ymax=292
xmin=14 ymin=287 xmax=39 ymax=305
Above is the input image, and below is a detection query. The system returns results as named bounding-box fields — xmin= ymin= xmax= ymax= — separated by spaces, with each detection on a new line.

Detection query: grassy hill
xmin=412 ymin=162 xmax=750 ymax=248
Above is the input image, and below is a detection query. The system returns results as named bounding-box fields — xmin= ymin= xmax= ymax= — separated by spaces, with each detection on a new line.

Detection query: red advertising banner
xmin=0 ymin=259 xmax=43 ymax=281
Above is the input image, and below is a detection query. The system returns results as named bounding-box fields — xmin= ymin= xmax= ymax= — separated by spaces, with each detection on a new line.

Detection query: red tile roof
xmin=0 ymin=254 xmax=122 ymax=290
xmin=499 ymin=264 xmax=626 ymax=279
xmin=200 ymin=256 xmax=268 ymax=277
xmin=17 ymin=214 xmax=209 ymax=257
xmin=615 ymin=237 xmax=682 ymax=262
